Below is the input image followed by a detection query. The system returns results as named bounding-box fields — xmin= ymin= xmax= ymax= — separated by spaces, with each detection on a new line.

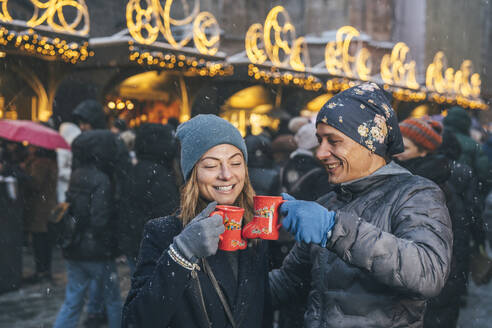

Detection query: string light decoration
xmin=245 ymin=6 xmax=309 ymax=71
xmin=380 ymin=42 xmax=419 ymax=89
xmin=126 ymin=0 xmax=220 ymax=56
xmin=426 ymin=51 xmax=486 ymax=110
xmin=128 ymin=44 xmax=233 ymax=77
xmin=324 ymin=26 xmax=371 ymax=80
xmin=0 ymin=26 xmax=92 ymax=63
xmin=0 ymin=0 xmax=91 ymax=63
xmin=0 ymin=0 xmax=89 ymax=36
xmin=247 ymin=64 xmax=322 ymax=91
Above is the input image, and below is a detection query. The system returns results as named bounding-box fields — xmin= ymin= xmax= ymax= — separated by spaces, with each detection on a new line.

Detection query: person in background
xmin=394 ymin=117 xmax=467 ymax=328
xmin=271 ymin=134 xmax=297 ymax=170
xmin=53 ymin=130 xmax=122 ymax=328
xmin=72 ymin=99 xmax=107 ymax=132
xmin=122 ymin=115 xmax=270 ymax=328
xmin=57 ymin=123 xmax=81 ymax=204
xmin=110 ymin=118 xmax=127 ymax=135
xmin=72 ymin=99 xmax=129 ymax=327
xmin=245 ymin=134 xmax=280 ymax=196
xmin=119 ymin=130 xmax=137 ymax=166
xmin=270 ymin=83 xmax=452 ymax=328
xmin=288 ymin=116 xmax=310 ymax=135
xmin=23 ymin=145 xmax=58 ymax=283
xmin=281 ymin=123 xmax=330 ymax=201
xmin=443 ymin=106 xmax=490 ymax=203
xmin=118 ymin=123 xmax=180 ymax=274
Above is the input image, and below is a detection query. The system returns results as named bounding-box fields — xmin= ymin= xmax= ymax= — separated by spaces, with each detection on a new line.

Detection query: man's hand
xmin=280 ymin=193 xmax=336 ymax=247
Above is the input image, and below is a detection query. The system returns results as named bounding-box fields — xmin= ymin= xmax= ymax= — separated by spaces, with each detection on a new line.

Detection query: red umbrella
xmin=0 ymin=119 xmax=70 ymax=150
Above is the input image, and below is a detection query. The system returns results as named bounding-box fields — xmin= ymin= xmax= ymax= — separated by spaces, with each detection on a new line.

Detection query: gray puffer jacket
xmin=270 ymin=162 xmax=452 ymax=328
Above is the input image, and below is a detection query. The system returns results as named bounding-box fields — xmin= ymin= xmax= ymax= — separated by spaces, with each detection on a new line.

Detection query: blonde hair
xmin=179 ymin=162 xmax=255 ymax=228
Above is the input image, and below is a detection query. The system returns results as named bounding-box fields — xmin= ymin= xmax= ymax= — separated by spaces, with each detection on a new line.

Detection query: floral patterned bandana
xmin=316 ymin=82 xmax=404 ymax=157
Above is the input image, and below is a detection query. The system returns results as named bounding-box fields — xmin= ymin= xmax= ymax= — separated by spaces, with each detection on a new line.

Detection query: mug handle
xmin=276 ymin=200 xmax=287 ymax=230
xmin=211 ymin=210 xmax=225 ymax=240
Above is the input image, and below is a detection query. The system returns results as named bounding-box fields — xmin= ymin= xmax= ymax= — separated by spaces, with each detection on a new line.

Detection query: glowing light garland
xmin=0 ymin=0 xmax=90 ymax=63
xmin=324 ymin=26 xmax=371 ymax=80
xmin=426 ymin=52 xmax=482 ymax=96
xmin=0 ymin=0 xmax=89 ymax=36
xmin=380 ymin=42 xmax=419 ymax=89
xmin=247 ymin=64 xmax=322 ymax=91
xmin=126 ymin=0 xmax=220 ymax=56
xmin=0 ymin=26 xmax=92 ymax=63
xmin=245 ymin=6 xmax=309 ymax=72
xmin=128 ymin=43 xmax=233 ymax=77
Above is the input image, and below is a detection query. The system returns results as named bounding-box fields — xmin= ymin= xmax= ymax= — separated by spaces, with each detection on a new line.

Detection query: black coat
xmin=118 ymin=123 xmax=180 ymax=258
xmin=118 ymin=160 xmax=179 ymax=258
xmin=122 ymin=215 xmax=271 ymax=328
xmin=63 ymin=131 xmax=118 ymax=261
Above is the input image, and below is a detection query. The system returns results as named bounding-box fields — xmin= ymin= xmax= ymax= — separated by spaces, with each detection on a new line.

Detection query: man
xmin=270 ymin=83 xmax=452 ymax=328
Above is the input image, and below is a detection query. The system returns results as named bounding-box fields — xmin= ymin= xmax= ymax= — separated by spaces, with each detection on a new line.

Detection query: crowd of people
xmin=0 ymin=82 xmax=491 ymax=328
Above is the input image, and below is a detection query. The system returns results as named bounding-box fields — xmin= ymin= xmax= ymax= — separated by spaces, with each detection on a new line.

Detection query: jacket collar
xmin=335 ymin=161 xmax=411 ymax=197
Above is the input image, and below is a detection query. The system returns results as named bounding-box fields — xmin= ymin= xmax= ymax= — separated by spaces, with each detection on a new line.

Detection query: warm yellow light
xmin=127 ymin=102 xmax=134 ymax=110
xmin=108 ymin=101 xmax=116 ymax=109
xmin=117 ymin=102 xmax=125 ymax=110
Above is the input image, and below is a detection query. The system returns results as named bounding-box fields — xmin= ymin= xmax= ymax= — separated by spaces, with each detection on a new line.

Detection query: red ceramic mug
xmin=211 ymin=205 xmax=247 ymax=251
xmin=242 ymin=195 xmax=285 ymax=240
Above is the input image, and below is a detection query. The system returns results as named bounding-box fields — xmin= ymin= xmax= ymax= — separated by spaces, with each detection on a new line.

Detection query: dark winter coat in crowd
xmin=23 ymin=151 xmax=58 ymax=233
xmin=484 ymin=190 xmax=492 ymax=245
xmin=281 ymin=150 xmax=331 ymax=201
xmin=122 ymin=215 xmax=271 ymax=328
xmin=270 ymin=162 xmax=452 ymax=328
xmin=118 ymin=123 xmax=180 ymax=259
xmin=443 ymin=106 xmax=490 ymax=191
xmin=397 ymin=153 xmax=467 ymax=328
xmin=62 ymin=130 xmax=118 ymax=261
xmin=245 ymin=134 xmax=280 ymax=196
xmin=483 ymin=134 xmax=492 ymax=164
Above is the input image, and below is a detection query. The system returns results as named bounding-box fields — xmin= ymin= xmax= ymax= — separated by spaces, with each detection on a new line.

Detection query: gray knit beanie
xmin=176 ymin=114 xmax=248 ymax=181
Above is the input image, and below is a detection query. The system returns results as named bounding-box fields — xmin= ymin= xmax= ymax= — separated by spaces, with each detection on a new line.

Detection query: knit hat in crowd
xmin=294 ymin=124 xmax=318 ymax=150
xmin=176 ymin=114 xmax=248 ymax=181
xmin=399 ymin=117 xmax=443 ymax=152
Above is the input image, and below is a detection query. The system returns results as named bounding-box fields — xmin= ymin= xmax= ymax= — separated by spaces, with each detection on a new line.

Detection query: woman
xmin=122 ymin=115 xmax=270 ymax=328
xmin=393 ymin=118 xmax=471 ymax=328
xmin=23 ymin=145 xmax=57 ymax=283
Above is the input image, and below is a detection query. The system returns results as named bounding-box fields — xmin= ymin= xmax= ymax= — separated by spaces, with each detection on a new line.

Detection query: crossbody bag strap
xmin=190 ymin=269 xmax=212 ymax=328
xmin=202 ymin=258 xmax=238 ymax=328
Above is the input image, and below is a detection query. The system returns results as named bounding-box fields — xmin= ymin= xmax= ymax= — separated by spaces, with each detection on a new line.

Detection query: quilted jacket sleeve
xmin=269 ymin=241 xmax=312 ymax=307
xmin=326 ymin=181 xmax=453 ymax=299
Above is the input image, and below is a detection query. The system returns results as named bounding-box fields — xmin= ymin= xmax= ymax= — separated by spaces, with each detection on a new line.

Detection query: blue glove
xmin=280 ymin=193 xmax=336 ymax=247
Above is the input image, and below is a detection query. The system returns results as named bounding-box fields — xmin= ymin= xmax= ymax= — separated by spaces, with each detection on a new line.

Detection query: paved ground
xmin=1 ymin=247 xmax=492 ymax=328
xmin=0 ymin=247 xmax=131 ymax=328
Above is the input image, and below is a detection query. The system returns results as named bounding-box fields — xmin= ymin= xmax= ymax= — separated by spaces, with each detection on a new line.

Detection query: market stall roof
xmin=86 ymin=32 xmax=232 ymax=78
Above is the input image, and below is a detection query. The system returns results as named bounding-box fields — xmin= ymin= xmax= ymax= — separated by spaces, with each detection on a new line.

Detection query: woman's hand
xmin=173 ymin=201 xmax=225 ymax=262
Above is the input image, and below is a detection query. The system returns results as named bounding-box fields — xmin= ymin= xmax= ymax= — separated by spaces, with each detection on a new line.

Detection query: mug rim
xmin=215 ymin=205 xmax=244 ymax=212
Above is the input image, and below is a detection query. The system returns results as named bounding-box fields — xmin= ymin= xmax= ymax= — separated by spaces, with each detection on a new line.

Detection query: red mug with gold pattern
xmin=211 ymin=205 xmax=247 ymax=251
xmin=242 ymin=195 xmax=285 ymax=240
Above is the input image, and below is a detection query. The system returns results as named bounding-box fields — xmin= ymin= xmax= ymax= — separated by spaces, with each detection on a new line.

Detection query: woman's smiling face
xmin=196 ymin=144 xmax=246 ymax=205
